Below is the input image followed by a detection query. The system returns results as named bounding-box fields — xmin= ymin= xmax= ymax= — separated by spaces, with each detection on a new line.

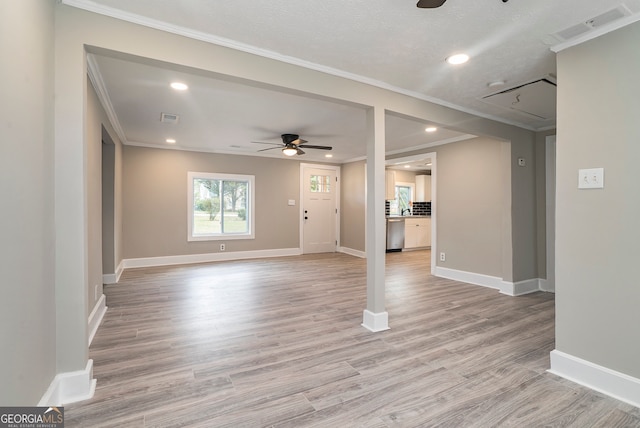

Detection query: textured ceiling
xmin=68 ymin=0 xmax=640 ymax=160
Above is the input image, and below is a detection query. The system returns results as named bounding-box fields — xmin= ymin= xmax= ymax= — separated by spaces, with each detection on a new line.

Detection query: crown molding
xmin=86 ymin=53 xmax=128 ymax=144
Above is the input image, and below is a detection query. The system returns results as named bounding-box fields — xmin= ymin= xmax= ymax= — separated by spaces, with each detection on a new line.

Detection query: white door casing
xmin=301 ymin=164 xmax=339 ymax=254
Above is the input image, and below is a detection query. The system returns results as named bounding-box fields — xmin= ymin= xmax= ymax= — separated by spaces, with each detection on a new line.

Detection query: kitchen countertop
xmin=386 ymin=215 xmax=431 ymax=218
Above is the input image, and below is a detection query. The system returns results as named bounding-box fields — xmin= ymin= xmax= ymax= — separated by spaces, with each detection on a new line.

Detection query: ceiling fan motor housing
xmin=281 ymin=133 xmax=300 ymax=144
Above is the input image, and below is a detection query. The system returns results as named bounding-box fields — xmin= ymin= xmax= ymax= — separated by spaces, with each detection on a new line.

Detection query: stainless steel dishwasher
xmin=386 ymin=217 xmax=405 ymax=252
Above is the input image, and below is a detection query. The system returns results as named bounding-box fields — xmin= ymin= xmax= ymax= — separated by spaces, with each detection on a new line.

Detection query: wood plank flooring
xmin=65 ymin=251 xmax=640 ymax=427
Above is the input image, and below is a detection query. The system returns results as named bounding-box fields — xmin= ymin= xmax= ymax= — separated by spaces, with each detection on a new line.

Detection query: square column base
xmin=362 ymin=310 xmax=390 ymax=332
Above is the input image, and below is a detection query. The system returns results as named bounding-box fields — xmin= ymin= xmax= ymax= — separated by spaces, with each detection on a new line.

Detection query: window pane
xmin=390 ymin=185 xmax=411 ymax=215
xmin=221 ymin=180 xmax=248 ymax=233
xmin=193 ymin=178 xmax=222 ymax=235
xmin=397 ymin=186 xmax=411 ymax=211
xmin=310 ymin=175 xmax=330 ymax=193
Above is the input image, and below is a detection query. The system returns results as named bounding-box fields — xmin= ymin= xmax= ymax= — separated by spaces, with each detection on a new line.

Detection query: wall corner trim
xmin=88 ymin=294 xmax=107 ymax=346
xmin=500 ymin=278 xmax=541 ymax=296
xmin=362 ymin=310 xmax=389 ymax=332
xmin=549 ymin=350 xmax=640 ymax=408
xmin=103 ymin=260 xmax=125 ymax=284
xmin=38 ymin=360 xmax=96 ymax=406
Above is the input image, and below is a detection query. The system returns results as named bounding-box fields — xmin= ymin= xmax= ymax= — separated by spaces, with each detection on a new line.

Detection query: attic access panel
xmin=482 ymin=78 xmax=557 ymax=120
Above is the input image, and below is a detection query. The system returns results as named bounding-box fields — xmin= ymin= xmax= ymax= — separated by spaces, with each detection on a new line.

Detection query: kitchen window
xmin=389 ymin=182 xmax=415 ymax=215
xmin=187 ymin=171 xmax=255 ymax=241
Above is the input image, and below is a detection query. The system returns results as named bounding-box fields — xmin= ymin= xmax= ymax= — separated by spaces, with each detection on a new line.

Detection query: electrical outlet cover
xmin=578 ymin=168 xmax=604 ymax=189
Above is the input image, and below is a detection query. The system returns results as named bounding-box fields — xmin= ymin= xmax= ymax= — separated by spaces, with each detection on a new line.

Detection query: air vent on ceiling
xmin=481 ymin=78 xmax=557 ymax=121
xmin=160 ymin=112 xmax=179 ymax=124
xmin=553 ymin=5 xmax=631 ymax=41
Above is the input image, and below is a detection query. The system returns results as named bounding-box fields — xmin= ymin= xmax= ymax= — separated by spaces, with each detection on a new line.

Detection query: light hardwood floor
xmin=65 ymin=251 xmax=640 ymax=427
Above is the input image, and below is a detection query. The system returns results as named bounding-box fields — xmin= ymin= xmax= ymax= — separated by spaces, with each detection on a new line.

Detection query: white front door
xmin=302 ymin=165 xmax=337 ymax=254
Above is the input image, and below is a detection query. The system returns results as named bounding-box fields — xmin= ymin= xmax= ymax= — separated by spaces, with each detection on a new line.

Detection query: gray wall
xmin=434 ymin=137 xmax=505 ymax=278
xmin=122 ymin=146 xmax=303 ymax=258
xmin=556 ymin=22 xmax=640 ymax=377
xmin=341 ymin=161 xmax=366 ymax=252
xmin=0 ymin=0 xmax=56 ymax=405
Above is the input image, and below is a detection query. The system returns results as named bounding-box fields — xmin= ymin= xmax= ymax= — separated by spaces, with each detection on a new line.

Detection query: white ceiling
xmin=71 ymin=0 xmax=640 ymax=162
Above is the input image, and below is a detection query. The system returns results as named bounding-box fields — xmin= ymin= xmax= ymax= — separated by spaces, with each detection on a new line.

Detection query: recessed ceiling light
xmin=166 ymin=138 xmax=176 ymax=144
xmin=425 ymin=127 xmax=437 ymax=133
xmin=446 ymin=54 xmax=469 ymax=65
xmin=404 ymin=165 xmax=411 ymax=169
xmin=170 ymin=82 xmax=188 ymax=91
xmin=325 ymin=154 xmax=333 ymax=158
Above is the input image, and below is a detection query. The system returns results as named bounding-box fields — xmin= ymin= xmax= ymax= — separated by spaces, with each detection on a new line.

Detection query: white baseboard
xmin=362 ymin=310 xmax=389 ymax=332
xmin=500 ymin=278 xmax=541 ymax=296
xmin=122 ymin=248 xmax=302 ymax=269
xmin=435 ymin=267 xmax=552 ymax=297
xmin=88 ymin=294 xmax=107 ymax=346
xmin=338 ymin=246 xmax=366 ymax=258
xmin=549 ymin=350 xmax=640 ymax=408
xmin=102 ymin=260 xmax=124 ymax=284
xmin=434 ymin=266 xmax=503 ymax=290
xmin=38 ymin=360 xmax=96 ymax=406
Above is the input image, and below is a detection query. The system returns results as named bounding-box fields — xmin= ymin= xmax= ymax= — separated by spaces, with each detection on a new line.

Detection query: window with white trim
xmin=187 ymin=172 xmax=255 ymax=241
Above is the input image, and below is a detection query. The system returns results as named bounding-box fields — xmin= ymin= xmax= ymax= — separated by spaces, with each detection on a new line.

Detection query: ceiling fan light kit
xmin=282 ymin=145 xmax=298 ymax=156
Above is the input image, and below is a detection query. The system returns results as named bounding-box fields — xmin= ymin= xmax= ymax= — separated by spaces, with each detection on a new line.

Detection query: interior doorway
xmin=384 ymin=152 xmax=437 ymax=274
xmin=300 ymin=163 xmax=340 ymax=254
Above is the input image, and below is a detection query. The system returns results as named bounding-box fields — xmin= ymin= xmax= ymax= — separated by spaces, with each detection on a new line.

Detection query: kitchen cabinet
xmin=404 ymin=217 xmax=431 ymax=249
xmin=415 ymin=175 xmax=431 ymax=202
xmin=385 ymin=170 xmax=396 ymax=200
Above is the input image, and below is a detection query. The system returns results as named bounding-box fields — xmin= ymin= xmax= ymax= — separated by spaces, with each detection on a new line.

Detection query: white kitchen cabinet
xmin=385 ymin=170 xmax=396 ymax=200
xmin=415 ymin=175 xmax=432 ymax=202
xmin=404 ymin=217 xmax=431 ymax=249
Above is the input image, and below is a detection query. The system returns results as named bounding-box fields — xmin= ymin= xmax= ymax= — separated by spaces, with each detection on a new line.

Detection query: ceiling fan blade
xmin=256 ymin=146 xmax=280 ymax=152
xmin=250 ymin=141 xmax=280 ymax=146
xmin=416 ymin=0 xmax=446 ymax=8
xmin=298 ymin=144 xmax=332 ymax=150
xmin=293 ymin=138 xmax=308 ymax=145
xmin=296 ymin=147 xmax=305 ymax=155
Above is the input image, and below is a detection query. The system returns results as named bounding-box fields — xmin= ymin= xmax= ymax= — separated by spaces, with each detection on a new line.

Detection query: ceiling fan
xmin=417 ymin=0 xmax=507 ymax=8
xmin=251 ymin=134 xmax=332 ymax=156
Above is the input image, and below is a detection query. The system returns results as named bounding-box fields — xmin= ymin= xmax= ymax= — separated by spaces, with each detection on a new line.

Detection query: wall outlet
xmin=220 ymin=243 xmax=225 ymax=251
xmin=440 ymin=252 xmax=446 ymax=262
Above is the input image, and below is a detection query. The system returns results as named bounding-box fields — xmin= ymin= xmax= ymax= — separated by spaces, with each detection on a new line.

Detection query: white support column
xmin=362 ymin=106 xmax=389 ymax=332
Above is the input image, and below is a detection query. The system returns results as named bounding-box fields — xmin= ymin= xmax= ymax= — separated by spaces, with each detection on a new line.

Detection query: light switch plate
xmin=288 ymin=199 xmax=295 ymax=206
xmin=578 ymin=168 xmax=604 ymax=189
